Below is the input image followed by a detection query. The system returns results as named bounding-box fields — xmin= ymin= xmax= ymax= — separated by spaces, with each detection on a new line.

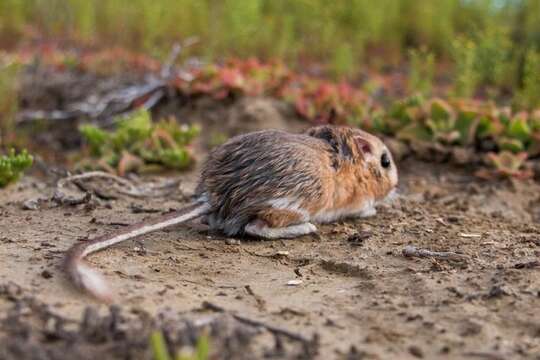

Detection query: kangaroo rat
xmin=65 ymin=125 xmax=398 ymax=301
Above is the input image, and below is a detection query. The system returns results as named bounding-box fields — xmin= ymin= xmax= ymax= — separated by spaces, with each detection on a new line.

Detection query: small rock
xmin=459 ymin=233 xmax=481 ymax=238
xmin=409 ymin=345 xmax=424 ymax=358
xmin=446 ymin=215 xmax=462 ymax=223
xmin=41 ymin=270 xmax=53 ymax=279
xmin=459 ymin=320 xmax=482 ymax=337
xmin=225 ymin=238 xmax=241 ymax=245
xmin=486 ymin=285 xmax=512 ymax=299
xmin=286 ymin=279 xmax=303 ymax=286
xmin=22 ymin=198 xmax=41 ymax=210
xmin=347 ymin=231 xmax=372 ymax=246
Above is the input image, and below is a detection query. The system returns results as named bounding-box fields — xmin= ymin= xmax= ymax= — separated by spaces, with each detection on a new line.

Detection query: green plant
xmin=79 ymin=109 xmax=199 ymax=174
xmin=451 ymin=38 xmax=479 ymax=98
xmin=1 ymin=0 xmax=538 ymax=90
xmin=151 ymin=331 xmax=172 ymax=360
xmin=0 ymin=54 xmax=21 ymax=147
xmin=331 ymin=43 xmax=356 ymax=79
xmin=0 ymin=148 xmax=33 ymax=187
xmin=472 ymin=27 xmax=513 ymax=90
xmin=374 ymin=94 xmax=540 ymax=168
xmin=516 ymin=49 xmax=540 ymax=109
xmin=408 ymin=47 xmax=435 ymax=96
xmin=150 ymin=330 xmax=209 ymax=360
xmin=477 ymin=151 xmax=533 ymax=180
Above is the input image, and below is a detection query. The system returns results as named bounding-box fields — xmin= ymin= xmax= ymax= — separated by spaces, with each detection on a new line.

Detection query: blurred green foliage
xmin=79 ymin=109 xmax=199 ymax=174
xmin=0 ymin=55 xmax=21 ymax=147
xmin=0 ymin=149 xmax=33 ymax=188
xmin=150 ymin=330 xmax=209 ymax=360
xmin=1 ymin=1 xmax=539 ymax=85
xmin=451 ymin=38 xmax=480 ymax=98
xmin=371 ymin=95 xmax=540 ymax=178
xmin=408 ymin=47 xmax=435 ymax=96
xmin=172 ymin=58 xmax=540 ymax=178
xmin=516 ymin=49 xmax=540 ymax=109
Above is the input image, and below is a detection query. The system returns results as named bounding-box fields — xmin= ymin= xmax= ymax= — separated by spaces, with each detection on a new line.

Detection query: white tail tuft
xmin=75 ymin=262 xmax=113 ymax=303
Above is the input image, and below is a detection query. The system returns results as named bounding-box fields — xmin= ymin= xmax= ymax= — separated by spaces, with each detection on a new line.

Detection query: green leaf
xmin=0 ymin=149 xmax=33 ymax=188
xmin=506 ymin=115 xmax=531 ymax=142
xmin=497 ymin=137 xmax=524 ymax=152
xmin=476 ymin=115 xmax=503 ymax=138
xmin=430 ymin=99 xmax=453 ymax=122
xmin=79 ymin=124 xmax=109 ymax=156
xmin=150 ymin=331 xmax=172 ymax=360
xmin=157 ymin=148 xmax=192 ymax=169
xmin=112 ymin=109 xmax=153 ymax=151
xmin=455 ymin=111 xmax=479 ymax=145
xmin=196 ymin=335 xmax=210 ymax=360
xmin=487 ymin=151 xmax=529 ymax=176
xmin=396 ymin=122 xmax=432 ymax=142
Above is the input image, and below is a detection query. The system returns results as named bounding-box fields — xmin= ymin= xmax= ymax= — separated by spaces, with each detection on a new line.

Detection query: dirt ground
xmin=1 ymin=89 xmax=540 ymax=359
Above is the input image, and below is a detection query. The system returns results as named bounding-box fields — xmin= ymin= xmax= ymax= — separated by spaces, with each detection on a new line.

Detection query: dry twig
xmin=201 ymin=301 xmax=314 ymax=345
xmin=54 ymin=171 xmax=182 ymax=202
xmin=402 ymin=245 xmax=469 ymax=262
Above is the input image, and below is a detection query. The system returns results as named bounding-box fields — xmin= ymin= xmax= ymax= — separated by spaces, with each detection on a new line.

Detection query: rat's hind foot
xmin=358 ymin=206 xmax=377 ymax=218
xmin=244 ymin=220 xmax=317 ymax=239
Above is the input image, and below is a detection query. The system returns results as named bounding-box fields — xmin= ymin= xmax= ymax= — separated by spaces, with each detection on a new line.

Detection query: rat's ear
xmin=354 ymin=136 xmax=373 ymax=157
xmin=306 ymin=126 xmax=340 ymax=152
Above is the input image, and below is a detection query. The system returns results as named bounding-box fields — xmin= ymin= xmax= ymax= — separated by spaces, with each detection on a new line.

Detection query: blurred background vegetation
xmin=1 ymin=0 xmax=539 ymax=106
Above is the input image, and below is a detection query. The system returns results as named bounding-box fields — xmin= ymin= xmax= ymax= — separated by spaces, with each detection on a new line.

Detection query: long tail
xmin=64 ymin=202 xmax=211 ymax=302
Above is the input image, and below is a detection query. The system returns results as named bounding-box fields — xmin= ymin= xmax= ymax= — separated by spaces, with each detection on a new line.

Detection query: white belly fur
xmin=267 ymin=197 xmax=377 ymax=225
xmin=312 ymin=198 xmax=376 ymax=224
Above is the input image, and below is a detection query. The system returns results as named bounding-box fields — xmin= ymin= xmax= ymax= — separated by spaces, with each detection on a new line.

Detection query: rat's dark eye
xmin=380 ymin=153 xmax=391 ymax=169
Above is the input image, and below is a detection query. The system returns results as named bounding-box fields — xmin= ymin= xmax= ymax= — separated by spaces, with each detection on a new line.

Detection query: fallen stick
xmin=202 ymin=301 xmax=313 ymax=344
xmin=402 ymin=245 xmax=469 ymax=262
xmin=57 ymin=171 xmax=138 ymax=191
xmin=55 ymin=171 xmax=182 ymax=199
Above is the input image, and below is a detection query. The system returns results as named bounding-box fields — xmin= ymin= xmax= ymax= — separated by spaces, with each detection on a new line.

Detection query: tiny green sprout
xmin=175 ymin=334 xmax=210 ymax=360
xmin=150 ymin=331 xmax=172 ymax=360
xmin=150 ymin=330 xmax=209 ymax=360
xmin=0 ymin=149 xmax=33 ymax=188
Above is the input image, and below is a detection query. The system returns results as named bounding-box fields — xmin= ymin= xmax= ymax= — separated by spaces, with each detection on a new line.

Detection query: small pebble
xmin=347 ymin=231 xmax=372 ymax=246
xmin=409 ymin=345 xmax=424 ymax=358
xmin=41 ymin=270 xmax=53 ymax=279
xmin=22 ymin=198 xmax=40 ymax=210
xmin=287 ymin=279 xmax=303 ymax=286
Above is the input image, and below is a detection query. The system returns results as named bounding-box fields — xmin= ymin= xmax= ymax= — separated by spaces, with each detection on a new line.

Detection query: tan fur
xmin=258 ymin=209 xmax=304 ymax=227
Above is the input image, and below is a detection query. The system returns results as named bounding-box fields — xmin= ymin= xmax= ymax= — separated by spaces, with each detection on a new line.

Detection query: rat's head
xmin=306 ymin=125 xmax=398 ymax=199
xmin=351 ymin=128 xmax=398 ymax=199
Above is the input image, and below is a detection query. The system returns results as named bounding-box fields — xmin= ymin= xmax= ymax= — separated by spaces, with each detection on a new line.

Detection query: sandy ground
xmin=1 ymin=154 xmax=540 ymax=359
xmin=1 ymin=83 xmax=539 ymax=359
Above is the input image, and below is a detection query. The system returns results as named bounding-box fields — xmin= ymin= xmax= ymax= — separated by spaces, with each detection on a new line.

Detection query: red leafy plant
xmin=475 ymin=151 xmax=533 ymax=179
